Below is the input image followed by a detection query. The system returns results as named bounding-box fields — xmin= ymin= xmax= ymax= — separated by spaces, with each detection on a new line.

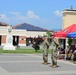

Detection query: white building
xmin=0 ymin=22 xmax=51 ymax=47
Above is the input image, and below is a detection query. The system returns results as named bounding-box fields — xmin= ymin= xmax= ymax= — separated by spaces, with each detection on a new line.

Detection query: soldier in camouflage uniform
xmin=42 ymin=36 xmax=50 ymax=65
xmin=50 ymin=35 xmax=59 ymax=68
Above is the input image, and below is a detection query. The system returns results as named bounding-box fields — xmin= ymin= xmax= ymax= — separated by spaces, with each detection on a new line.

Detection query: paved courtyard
xmin=0 ymin=54 xmax=76 ymax=75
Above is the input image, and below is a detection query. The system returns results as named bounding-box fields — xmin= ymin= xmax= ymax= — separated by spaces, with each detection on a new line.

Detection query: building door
xmin=0 ymin=36 xmax=1 ymax=45
xmin=13 ymin=36 xmax=19 ymax=46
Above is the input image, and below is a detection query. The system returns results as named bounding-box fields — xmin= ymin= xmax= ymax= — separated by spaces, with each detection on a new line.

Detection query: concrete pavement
xmin=0 ymin=54 xmax=76 ymax=75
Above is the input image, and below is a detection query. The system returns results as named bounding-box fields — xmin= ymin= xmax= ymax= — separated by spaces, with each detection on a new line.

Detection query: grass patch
xmin=0 ymin=48 xmax=51 ymax=54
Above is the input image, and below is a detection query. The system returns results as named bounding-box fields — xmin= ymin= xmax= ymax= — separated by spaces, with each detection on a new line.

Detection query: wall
xmin=62 ymin=10 xmax=76 ymax=29
xmin=26 ymin=31 xmax=46 ymax=37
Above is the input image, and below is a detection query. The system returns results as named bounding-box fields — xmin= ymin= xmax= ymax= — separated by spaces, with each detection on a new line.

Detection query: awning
xmin=53 ymin=24 xmax=76 ymax=38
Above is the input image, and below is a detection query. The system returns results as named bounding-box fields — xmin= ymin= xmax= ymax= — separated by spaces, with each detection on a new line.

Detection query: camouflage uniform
xmin=42 ymin=37 xmax=50 ymax=64
xmin=50 ymin=38 xmax=59 ymax=67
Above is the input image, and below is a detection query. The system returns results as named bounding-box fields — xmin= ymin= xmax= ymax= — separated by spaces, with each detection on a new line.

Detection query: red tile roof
xmin=0 ymin=22 xmax=8 ymax=26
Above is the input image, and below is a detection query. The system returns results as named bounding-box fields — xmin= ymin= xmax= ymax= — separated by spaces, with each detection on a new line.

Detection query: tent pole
xmin=65 ymin=38 xmax=68 ymax=60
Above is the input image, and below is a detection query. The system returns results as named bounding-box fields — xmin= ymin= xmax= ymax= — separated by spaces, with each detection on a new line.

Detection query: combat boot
xmin=42 ymin=62 xmax=47 ymax=64
xmin=49 ymin=64 xmax=54 ymax=67
xmin=42 ymin=62 xmax=45 ymax=64
xmin=44 ymin=62 xmax=48 ymax=65
xmin=52 ymin=65 xmax=58 ymax=68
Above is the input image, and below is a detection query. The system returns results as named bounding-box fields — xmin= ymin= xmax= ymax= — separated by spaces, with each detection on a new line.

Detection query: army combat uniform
xmin=42 ymin=38 xmax=50 ymax=65
xmin=50 ymin=38 xmax=59 ymax=67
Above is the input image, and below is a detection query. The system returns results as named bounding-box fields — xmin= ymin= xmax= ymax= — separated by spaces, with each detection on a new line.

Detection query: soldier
xmin=50 ymin=35 xmax=59 ymax=68
xmin=42 ymin=36 xmax=50 ymax=65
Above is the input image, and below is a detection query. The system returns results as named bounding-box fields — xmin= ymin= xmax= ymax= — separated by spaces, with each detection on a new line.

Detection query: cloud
xmin=54 ymin=10 xmax=62 ymax=17
xmin=0 ymin=10 xmax=40 ymax=25
xmin=8 ymin=10 xmax=40 ymax=20
xmin=8 ymin=12 xmax=27 ymax=20
xmin=12 ymin=15 xmax=27 ymax=20
xmin=27 ymin=10 xmax=40 ymax=19
xmin=0 ymin=10 xmax=62 ymax=29
xmin=0 ymin=14 xmax=9 ymax=21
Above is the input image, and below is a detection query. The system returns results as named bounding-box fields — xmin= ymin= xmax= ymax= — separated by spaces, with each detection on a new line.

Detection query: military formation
xmin=42 ymin=35 xmax=59 ymax=68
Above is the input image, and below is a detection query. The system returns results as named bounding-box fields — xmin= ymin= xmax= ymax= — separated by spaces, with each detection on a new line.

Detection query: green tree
xmin=46 ymin=31 xmax=52 ymax=37
xmin=68 ymin=38 xmax=72 ymax=46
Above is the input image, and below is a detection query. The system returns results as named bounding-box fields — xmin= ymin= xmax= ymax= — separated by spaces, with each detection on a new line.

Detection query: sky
xmin=0 ymin=0 xmax=76 ymax=30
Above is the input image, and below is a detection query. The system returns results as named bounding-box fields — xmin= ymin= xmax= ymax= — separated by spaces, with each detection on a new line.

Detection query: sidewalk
xmin=0 ymin=54 xmax=76 ymax=75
